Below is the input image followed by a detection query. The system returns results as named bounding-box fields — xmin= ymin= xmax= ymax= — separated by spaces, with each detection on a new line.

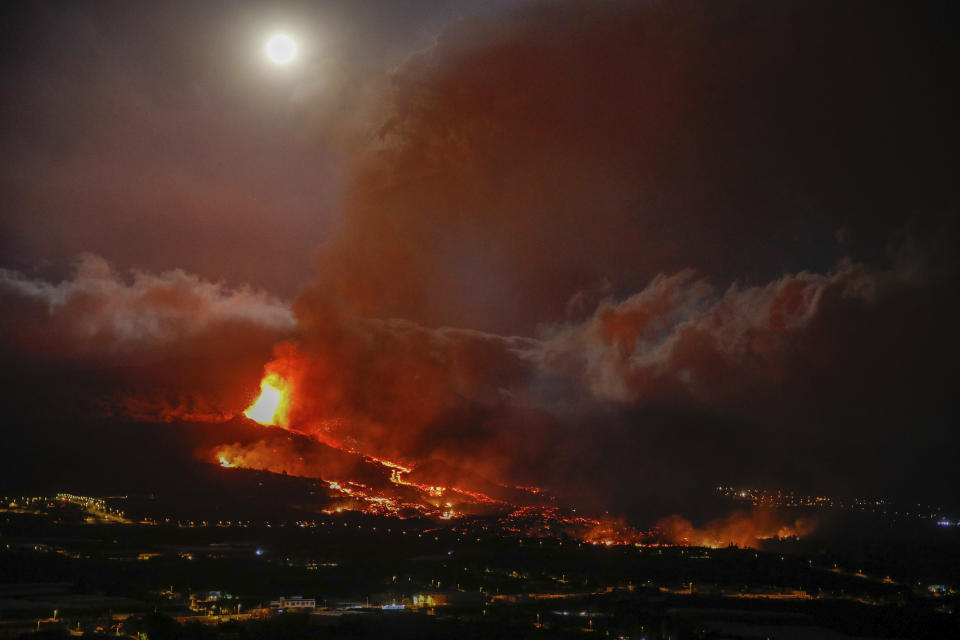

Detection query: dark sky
xmin=1 ymin=0 xmax=957 ymax=514
xmin=0 ymin=0 xmax=514 ymax=296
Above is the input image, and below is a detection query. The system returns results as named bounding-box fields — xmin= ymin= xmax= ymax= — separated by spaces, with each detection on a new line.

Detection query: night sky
xmin=1 ymin=1 xmax=957 ymax=517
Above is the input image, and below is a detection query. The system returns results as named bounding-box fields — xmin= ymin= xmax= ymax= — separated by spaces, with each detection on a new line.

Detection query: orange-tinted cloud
xmin=0 ymin=253 xmax=294 ymax=364
xmin=0 ymin=254 xmax=296 ymax=422
xmin=2 ymin=0 xmax=957 ymax=516
xmin=657 ymin=509 xmax=817 ymax=549
xmin=307 ymin=0 xmax=957 ymax=336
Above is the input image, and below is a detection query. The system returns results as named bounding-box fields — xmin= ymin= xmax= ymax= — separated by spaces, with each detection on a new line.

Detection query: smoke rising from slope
xmin=658 ymin=510 xmax=817 ymax=549
xmin=270 ymin=0 xmax=958 ymax=507
xmin=1 ymin=0 xmax=957 ymax=516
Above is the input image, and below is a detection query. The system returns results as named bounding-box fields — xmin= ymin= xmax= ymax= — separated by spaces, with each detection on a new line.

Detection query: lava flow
xmin=214 ymin=370 xmax=816 ymax=548
xmin=227 ymin=371 xmax=518 ymax=519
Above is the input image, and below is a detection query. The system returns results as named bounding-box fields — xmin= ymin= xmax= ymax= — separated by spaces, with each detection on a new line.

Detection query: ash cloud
xmin=0 ymin=254 xmax=296 ymax=422
xmin=2 ymin=0 xmax=958 ymax=517
xmin=273 ymin=0 xmax=959 ymax=509
xmin=533 ymin=254 xmax=930 ymax=412
xmin=657 ymin=509 xmax=818 ymax=549
xmin=0 ymin=253 xmax=294 ymax=363
xmin=269 ymin=251 xmax=956 ymax=514
xmin=310 ymin=0 xmax=959 ymax=335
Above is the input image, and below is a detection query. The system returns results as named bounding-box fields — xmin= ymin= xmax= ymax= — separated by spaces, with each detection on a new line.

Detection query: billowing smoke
xmin=222 ymin=0 xmax=959 ymax=515
xmin=307 ymin=0 xmax=957 ymax=336
xmin=2 ymin=0 xmax=957 ymax=520
xmin=244 ymin=242 xmax=955 ymax=518
xmin=0 ymin=253 xmax=294 ymax=363
xmin=211 ymin=438 xmax=364 ymax=481
xmin=117 ymin=393 xmax=236 ymax=424
xmin=0 ymin=254 xmax=296 ymax=421
xmin=535 ymin=255 xmax=924 ymax=411
xmin=243 ymin=323 xmax=538 ymax=483
xmin=657 ymin=509 xmax=818 ymax=549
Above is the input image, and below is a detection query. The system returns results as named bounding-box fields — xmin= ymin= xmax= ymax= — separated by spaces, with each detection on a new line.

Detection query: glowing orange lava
xmin=244 ymin=373 xmax=291 ymax=426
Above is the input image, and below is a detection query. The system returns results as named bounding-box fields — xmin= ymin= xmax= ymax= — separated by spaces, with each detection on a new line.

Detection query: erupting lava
xmin=209 ymin=435 xmax=817 ymax=547
xmin=244 ymin=373 xmax=290 ymax=426
xmin=219 ymin=353 xmax=820 ymax=547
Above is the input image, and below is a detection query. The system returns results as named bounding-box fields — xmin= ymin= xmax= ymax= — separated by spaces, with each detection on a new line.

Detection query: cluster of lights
xmin=717 ymin=486 xmax=952 ymax=523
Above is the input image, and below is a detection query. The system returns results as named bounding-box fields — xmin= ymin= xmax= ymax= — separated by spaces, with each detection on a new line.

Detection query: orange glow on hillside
xmin=656 ymin=510 xmax=817 ymax=548
xmin=244 ymin=373 xmax=291 ymax=426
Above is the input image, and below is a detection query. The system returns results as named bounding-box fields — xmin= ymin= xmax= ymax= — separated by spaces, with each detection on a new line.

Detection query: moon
xmin=265 ymin=34 xmax=297 ymax=65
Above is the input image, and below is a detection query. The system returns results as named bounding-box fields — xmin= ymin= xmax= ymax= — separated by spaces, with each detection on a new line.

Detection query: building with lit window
xmin=269 ymin=596 xmax=315 ymax=611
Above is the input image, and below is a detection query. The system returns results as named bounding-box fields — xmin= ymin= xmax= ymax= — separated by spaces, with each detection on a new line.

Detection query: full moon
xmin=265 ymin=34 xmax=297 ymax=64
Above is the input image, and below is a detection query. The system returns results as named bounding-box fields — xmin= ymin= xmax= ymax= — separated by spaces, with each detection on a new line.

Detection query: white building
xmin=270 ymin=596 xmax=316 ymax=611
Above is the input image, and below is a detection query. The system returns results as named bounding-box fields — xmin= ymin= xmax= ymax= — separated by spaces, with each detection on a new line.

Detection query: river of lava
xmin=213 ymin=439 xmax=519 ymax=521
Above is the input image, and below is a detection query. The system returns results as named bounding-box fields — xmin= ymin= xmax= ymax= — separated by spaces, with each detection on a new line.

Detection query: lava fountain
xmin=244 ymin=372 xmax=291 ymax=426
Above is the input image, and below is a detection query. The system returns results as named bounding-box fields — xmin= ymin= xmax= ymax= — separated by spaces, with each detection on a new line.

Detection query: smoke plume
xmin=658 ymin=509 xmax=818 ymax=549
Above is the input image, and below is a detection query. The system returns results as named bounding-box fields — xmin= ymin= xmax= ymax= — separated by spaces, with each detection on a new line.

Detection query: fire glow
xmin=211 ymin=440 xmax=518 ymax=521
xmin=656 ymin=510 xmax=817 ymax=549
xmin=212 ymin=437 xmax=816 ymax=547
xmin=244 ymin=373 xmax=291 ymax=426
xmin=215 ymin=351 xmax=819 ymax=547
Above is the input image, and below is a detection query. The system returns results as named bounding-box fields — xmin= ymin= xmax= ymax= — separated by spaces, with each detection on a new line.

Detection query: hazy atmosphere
xmin=3 ymin=0 xmax=957 ymax=508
